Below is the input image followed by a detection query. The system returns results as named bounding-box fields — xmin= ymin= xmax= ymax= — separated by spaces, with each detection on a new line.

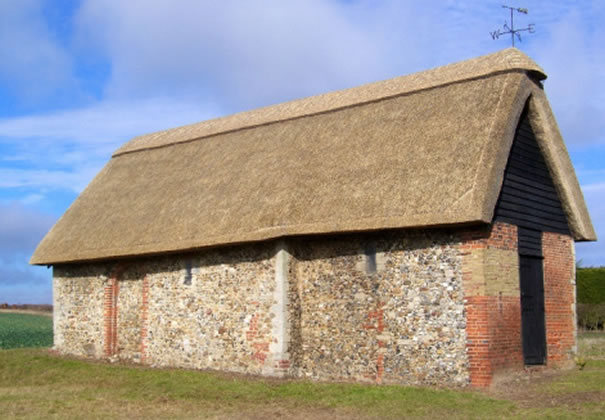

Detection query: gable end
xmin=494 ymin=104 xmax=570 ymax=236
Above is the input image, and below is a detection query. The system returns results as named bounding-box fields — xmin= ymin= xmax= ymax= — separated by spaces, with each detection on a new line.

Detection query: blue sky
xmin=0 ymin=0 xmax=603 ymax=304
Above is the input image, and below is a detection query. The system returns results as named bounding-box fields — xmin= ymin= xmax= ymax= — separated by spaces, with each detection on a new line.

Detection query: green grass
xmin=546 ymin=359 xmax=605 ymax=393
xmin=1 ymin=349 xmax=604 ymax=420
xmin=0 ymin=349 xmax=515 ymax=419
xmin=0 ymin=313 xmax=53 ymax=349
xmin=0 ymin=318 xmax=603 ymax=419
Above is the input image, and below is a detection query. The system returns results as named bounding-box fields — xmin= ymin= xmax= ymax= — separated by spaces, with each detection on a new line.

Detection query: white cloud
xmin=0 ymin=98 xmax=217 ymax=145
xmin=0 ymin=168 xmax=88 ymax=192
xmin=0 ymin=98 xmax=218 ymax=192
xmin=21 ymin=194 xmax=45 ymax=205
xmin=74 ymin=0 xmax=385 ymax=109
xmin=528 ymin=3 xmax=605 ymax=146
xmin=73 ymin=0 xmax=505 ymax=111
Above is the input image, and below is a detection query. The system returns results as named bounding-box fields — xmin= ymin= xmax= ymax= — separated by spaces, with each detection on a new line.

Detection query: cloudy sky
xmin=1 ymin=0 xmax=603 ymax=304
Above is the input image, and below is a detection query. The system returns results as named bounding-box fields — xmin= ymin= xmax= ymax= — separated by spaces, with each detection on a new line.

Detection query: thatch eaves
xmin=31 ymin=48 xmax=596 ymax=265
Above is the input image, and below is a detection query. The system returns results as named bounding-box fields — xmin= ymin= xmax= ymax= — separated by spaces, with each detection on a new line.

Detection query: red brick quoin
xmin=140 ymin=274 xmax=150 ymax=363
xmin=103 ymin=264 xmax=129 ymax=357
xmin=461 ymin=223 xmax=577 ymax=387
xmin=464 ymin=295 xmax=522 ymax=387
xmin=543 ymin=232 xmax=575 ymax=365
xmin=461 ymin=223 xmax=523 ymax=388
xmin=104 ymin=266 xmax=123 ymax=356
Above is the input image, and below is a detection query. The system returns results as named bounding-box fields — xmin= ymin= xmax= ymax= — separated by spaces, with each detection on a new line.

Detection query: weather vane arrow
xmin=491 ymin=5 xmax=535 ymax=47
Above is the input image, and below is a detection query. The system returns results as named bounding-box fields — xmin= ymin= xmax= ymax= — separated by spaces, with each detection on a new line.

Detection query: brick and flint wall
xmin=56 ymin=243 xmax=281 ymax=375
xmin=288 ymin=231 xmax=468 ymax=386
xmin=52 ymin=223 xmax=577 ymax=387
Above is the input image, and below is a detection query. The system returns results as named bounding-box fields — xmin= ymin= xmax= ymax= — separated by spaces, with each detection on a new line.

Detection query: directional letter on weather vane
xmin=491 ymin=5 xmax=535 ymax=47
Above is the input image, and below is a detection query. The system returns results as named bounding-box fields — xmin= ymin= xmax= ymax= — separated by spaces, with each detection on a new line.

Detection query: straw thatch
xmin=31 ymin=48 xmax=596 ymax=265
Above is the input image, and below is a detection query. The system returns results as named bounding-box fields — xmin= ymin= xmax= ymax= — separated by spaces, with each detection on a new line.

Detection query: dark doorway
xmin=519 ymin=255 xmax=547 ymax=365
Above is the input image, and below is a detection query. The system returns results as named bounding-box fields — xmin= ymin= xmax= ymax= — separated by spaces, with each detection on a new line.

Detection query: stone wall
xmin=142 ymin=244 xmax=281 ymax=375
xmin=52 ymin=223 xmax=577 ymax=388
xmin=53 ymin=229 xmax=470 ymax=386
xmin=290 ymin=230 xmax=469 ymax=387
xmin=54 ymin=243 xmax=283 ymax=375
xmin=54 ymin=265 xmax=108 ymax=358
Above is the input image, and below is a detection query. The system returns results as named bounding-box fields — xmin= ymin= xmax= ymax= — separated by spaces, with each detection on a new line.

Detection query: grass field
xmin=0 ymin=312 xmax=53 ymax=349
xmin=0 ymin=314 xmax=603 ymax=419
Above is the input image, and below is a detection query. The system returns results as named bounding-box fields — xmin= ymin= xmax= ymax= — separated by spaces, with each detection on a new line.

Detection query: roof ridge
xmin=112 ymin=70 xmax=525 ymax=158
xmin=113 ymin=48 xmax=545 ymax=157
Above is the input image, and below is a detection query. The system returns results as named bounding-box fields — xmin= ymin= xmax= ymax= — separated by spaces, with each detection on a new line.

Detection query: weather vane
xmin=490 ymin=5 xmax=535 ymax=47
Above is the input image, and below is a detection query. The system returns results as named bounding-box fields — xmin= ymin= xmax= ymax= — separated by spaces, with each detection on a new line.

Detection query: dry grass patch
xmin=578 ymin=331 xmax=605 ymax=360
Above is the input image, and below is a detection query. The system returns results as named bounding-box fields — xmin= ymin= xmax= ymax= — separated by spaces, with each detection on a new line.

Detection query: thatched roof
xmin=31 ymin=48 xmax=596 ymax=265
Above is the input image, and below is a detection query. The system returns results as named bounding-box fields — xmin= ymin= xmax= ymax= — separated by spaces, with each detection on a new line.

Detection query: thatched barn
xmin=32 ymin=48 xmax=596 ymax=387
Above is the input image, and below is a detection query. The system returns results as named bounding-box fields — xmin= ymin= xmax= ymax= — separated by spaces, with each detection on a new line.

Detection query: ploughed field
xmin=0 ymin=313 xmax=604 ymax=419
xmin=0 ymin=312 xmax=53 ymax=349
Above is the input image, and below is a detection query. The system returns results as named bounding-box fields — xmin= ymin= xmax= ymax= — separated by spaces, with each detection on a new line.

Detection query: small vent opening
xmin=184 ymin=260 xmax=192 ymax=285
xmin=365 ymin=243 xmax=377 ymax=275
